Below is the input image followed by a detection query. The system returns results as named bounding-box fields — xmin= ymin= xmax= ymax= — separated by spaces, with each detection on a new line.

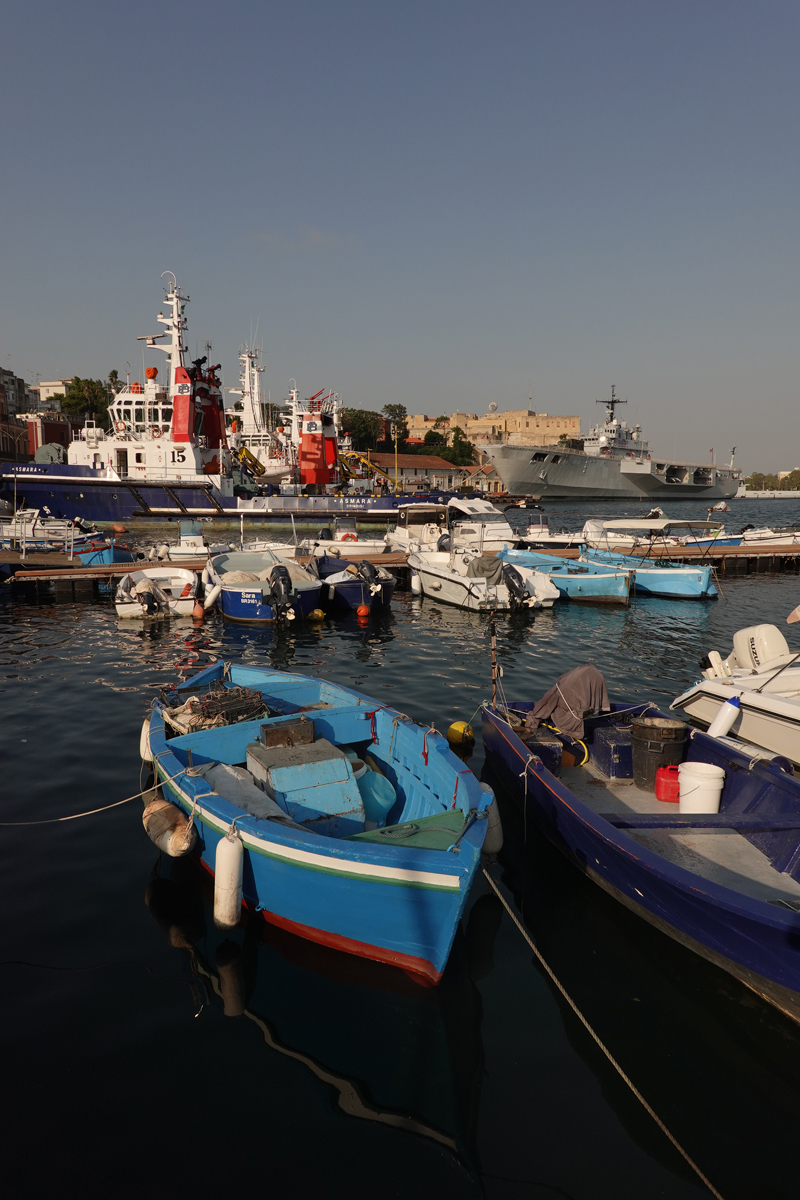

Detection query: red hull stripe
xmin=262 ymin=909 xmax=442 ymax=984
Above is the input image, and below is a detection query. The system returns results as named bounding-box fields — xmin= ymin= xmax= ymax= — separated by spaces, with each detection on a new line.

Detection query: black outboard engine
xmin=436 ymin=533 xmax=451 ymax=552
xmin=356 ymin=559 xmax=379 ymax=586
xmin=268 ymin=564 xmax=295 ymax=621
xmin=501 ymin=563 xmax=528 ymax=610
xmin=317 ymin=527 xmax=333 ymax=541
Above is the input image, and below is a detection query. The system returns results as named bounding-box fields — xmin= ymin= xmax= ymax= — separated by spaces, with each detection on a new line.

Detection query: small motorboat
xmin=581 ymin=517 xmax=724 ymax=553
xmin=514 ymin=514 xmax=586 ymax=551
xmin=408 ymin=549 xmax=560 ymax=611
xmin=115 ymin=567 xmax=201 ymax=618
xmin=387 ymin=498 xmax=516 ymax=555
xmin=672 ymin=622 xmax=800 ymax=764
xmin=142 ymin=660 xmax=497 ymax=983
xmin=482 ymin=670 xmax=800 ymax=1026
xmin=205 ymin=550 xmax=323 ymax=622
xmin=313 ymin=554 xmax=396 ymax=611
xmin=498 ymin=548 xmax=631 ymax=604
xmin=584 ymin=549 xmax=718 ymax=599
xmin=0 ymin=509 xmax=99 ymax=551
xmin=739 ymin=524 xmax=800 ymax=548
xmin=297 ymin=516 xmax=390 ymax=556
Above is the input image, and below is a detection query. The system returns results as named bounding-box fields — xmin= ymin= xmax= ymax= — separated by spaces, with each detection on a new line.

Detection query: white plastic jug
xmin=678 ymin=761 xmax=725 ymax=814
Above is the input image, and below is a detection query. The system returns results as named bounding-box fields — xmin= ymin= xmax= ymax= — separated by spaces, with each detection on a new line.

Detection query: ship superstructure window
xmin=162 ymin=408 xmax=172 ymax=424
xmin=135 ymin=408 xmax=144 ymax=423
xmin=123 ymin=408 xmax=132 ymax=422
xmin=135 ymin=452 xmax=144 ymax=463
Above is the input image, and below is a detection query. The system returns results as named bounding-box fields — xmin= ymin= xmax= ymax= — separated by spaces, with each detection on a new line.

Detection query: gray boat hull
xmin=483 ymin=445 xmax=740 ymax=500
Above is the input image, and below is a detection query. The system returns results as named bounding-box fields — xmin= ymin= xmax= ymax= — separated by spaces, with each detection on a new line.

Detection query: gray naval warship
xmin=483 ymin=387 xmax=740 ymax=500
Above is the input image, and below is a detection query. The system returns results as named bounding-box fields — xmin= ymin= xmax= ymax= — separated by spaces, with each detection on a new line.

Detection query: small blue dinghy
xmin=585 ymin=549 xmax=718 ymax=599
xmin=483 ymin=684 xmax=800 ymax=1024
xmin=498 ymin=548 xmax=631 ymax=605
xmin=143 ymin=662 xmax=495 ymax=983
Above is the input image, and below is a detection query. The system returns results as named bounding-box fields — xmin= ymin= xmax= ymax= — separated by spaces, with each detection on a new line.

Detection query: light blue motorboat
xmin=584 ymin=549 xmax=718 ymax=599
xmin=498 ymin=549 xmax=631 ymax=605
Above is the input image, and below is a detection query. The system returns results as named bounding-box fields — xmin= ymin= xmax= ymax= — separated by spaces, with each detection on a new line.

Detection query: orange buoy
xmin=131 ymin=381 xmax=142 ymax=393
xmin=112 ymin=523 xmax=127 ymax=534
xmin=356 ymin=604 xmax=370 ymax=618
xmin=192 ymin=601 xmax=205 ymax=621
xmin=145 ymin=367 xmax=158 ymax=379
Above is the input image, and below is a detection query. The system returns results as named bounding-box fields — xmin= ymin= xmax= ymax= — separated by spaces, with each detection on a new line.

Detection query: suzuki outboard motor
xmin=437 ymin=533 xmax=451 ymax=552
xmin=356 ymin=558 xmax=382 ymax=596
xmin=268 ymin=564 xmax=295 ymax=621
xmin=501 ymin=563 xmax=528 ymax=609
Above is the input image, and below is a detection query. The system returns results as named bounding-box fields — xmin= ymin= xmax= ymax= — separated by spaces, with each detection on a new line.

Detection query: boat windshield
xmin=452 ymin=511 xmax=509 ymax=524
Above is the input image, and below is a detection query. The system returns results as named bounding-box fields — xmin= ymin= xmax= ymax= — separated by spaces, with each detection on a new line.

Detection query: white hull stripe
xmin=161 ymin=775 xmax=461 ymax=891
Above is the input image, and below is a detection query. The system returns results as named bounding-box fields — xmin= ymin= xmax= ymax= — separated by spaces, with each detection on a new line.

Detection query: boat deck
xmin=563 ymin=760 xmax=800 ymax=908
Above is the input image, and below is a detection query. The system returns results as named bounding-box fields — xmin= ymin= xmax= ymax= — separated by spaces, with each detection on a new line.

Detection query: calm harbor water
xmin=3 ymin=498 xmax=800 ymax=1199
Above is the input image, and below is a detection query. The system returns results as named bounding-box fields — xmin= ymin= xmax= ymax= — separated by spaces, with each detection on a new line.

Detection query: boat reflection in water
xmin=145 ymin=852 xmax=499 ymax=1176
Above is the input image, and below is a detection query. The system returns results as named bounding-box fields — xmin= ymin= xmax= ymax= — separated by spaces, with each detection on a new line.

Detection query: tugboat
xmin=2 ymin=276 xmax=465 ymax=523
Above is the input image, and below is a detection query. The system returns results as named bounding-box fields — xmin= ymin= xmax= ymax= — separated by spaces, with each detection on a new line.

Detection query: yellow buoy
xmin=447 ymin=720 xmax=474 ymax=746
xmin=308 ymin=609 xmax=326 ymax=621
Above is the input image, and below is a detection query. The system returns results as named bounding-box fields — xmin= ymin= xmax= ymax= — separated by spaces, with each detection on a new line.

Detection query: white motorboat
xmin=739 ymin=524 xmax=800 ymax=547
xmin=408 ymin=549 xmax=560 ymax=612
xmin=671 ymin=623 xmax=800 ymax=764
xmin=152 ymin=519 xmax=233 ymax=561
xmin=296 ymin=515 xmax=389 ymax=556
xmin=515 ymin=513 xmax=586 ymax=550
xmin=387 ymin=497 xmax=516 ymax=554
xmin=582 ymin=517 xmax=723 ymax=552
xmin=115 ymin=567 xmax=201 ymax=618
xmin=0 ymin=509 xmax=99 ymax=550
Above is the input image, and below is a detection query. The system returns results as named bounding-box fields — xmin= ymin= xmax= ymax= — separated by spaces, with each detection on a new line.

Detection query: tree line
xmin=341 ymin=404 xmax=476 ymax=466
xmin=743 ymin=470 xmax=800 ymax=491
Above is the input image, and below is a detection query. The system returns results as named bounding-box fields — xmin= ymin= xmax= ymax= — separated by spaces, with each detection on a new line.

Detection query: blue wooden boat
xmin=585 ymin=548 xmax=718 ymax=598
xmin=313 ymin=553 xmax=397 ymax=611
xmin=145 ymin=661 xmax=494 ymax=982
xmin=498 ymin=548 xmax=631 ymax=605
xmin=482 ymin=695 xmax=800 ymax=1024
xmin=73 ymin=540 xmax=137 ymax=566
xmin=206 ymin=551 xmax=322 ymax=622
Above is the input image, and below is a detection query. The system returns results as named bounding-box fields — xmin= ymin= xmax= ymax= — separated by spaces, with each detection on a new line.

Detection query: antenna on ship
xmin=598 ymin=384 xmax=626 ymax=422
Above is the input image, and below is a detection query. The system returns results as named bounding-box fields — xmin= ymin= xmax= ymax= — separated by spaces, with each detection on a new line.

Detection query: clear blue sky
xmin=2 ymin=0 xmax=798 ymax=470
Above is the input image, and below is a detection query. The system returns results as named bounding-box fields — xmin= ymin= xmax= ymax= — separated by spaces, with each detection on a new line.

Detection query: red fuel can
xmin=655 ymin=765 xmax=681 ymax=803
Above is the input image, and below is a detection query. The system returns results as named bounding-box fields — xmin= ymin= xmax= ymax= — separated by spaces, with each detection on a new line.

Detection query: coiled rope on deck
xmin=481 ymin=867 xmax=725 ymax=1200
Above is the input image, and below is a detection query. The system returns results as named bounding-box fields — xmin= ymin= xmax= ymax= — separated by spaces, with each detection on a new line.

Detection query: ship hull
xmin=484 ymin=445 xmax=739 ymax=500
xmin=0 ymin=463 xmax=463 ymax=522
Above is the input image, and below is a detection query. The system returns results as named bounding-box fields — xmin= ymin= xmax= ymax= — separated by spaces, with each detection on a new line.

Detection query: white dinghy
xmin=408 ymin=548 xmax=559 ymax=612
xmin=116 ymin=567 xmax=201 ymax=618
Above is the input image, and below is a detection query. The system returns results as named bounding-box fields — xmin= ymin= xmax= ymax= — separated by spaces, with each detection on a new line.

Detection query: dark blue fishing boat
xmin=313 ymin=553 xmax=397 ymax=611
xmin=206 ymin=551 xmax=322 ymax=622
xmin=482 ymin=691 xmax=800 ymax=1025
xmin=143 ymin=661 xmax=495 ymax=983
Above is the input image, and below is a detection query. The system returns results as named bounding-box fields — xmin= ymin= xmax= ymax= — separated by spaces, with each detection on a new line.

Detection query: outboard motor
xmin=356 ymin=559 xmax=382 ymax=596
xmin=268 ymin=564 xmax=295 ymax=621
xmin=317 ymin=527 xmax=333 ymax=541
xmin=437 ymin=533 xmax=451 ymax=552
xmin=501 ymin=563 xmax=529 ymax=610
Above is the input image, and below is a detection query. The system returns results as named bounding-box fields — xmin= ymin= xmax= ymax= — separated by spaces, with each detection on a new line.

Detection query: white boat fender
xmin=707 ymin=694 xmax=741 ymax=738
xmin=481 ymin=783 xmax=504 ymax=856
xmin=157 ymin=543 xmax=170 ymax=560
xmin=142 ymin=797 xmax=198 ymax=857
xmin=201 ymin=566 xmax=210 ymax=586
xmin=140 ymin=716 xmax=153 ymax=764
xmin=214 ymin=827 xmax=244 ymax=929
xmin=204 ymin=583 xmax=222 ymax=610
xmin=411 ymin=572 xmax=422 ymax=595
xmin=215 ymin=940 xmax=245 ymax=1017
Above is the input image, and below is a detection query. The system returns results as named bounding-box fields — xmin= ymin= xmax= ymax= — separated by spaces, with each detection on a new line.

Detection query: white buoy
xmin=142 ymin=798 xmax=197 ymax=856
xmin=140 ymin=716 xmax=153 ymax=764
xmin=214 ymin=827 xmax=243 ymax=929
xmin=480 ymin=784 xmax=504 ymax=855
xmin=411 ymin=571 xmax=422 ymax=595
xmin=204 ymin=583 xmax=222 ymax=610
xmin=707 ymin=695 xmax=741 ymax=738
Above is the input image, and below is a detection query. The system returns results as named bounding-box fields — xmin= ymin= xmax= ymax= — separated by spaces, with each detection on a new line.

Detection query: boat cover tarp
xmin=195 ymin=762 xmax=305 ymax=828
xmin=525 ymin=664 xmax=610 ymax=738
xmin=465 ymin=555 xmax=504 ymax=585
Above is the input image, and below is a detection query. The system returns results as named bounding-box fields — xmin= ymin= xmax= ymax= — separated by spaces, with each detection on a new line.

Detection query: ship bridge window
xmin=135 ymin=408 xmax=144 ymax=422
xmin=162 ymin=408 xmax=172 ymax=424
xmin=123 ymin=408 xmax=132 ymax=422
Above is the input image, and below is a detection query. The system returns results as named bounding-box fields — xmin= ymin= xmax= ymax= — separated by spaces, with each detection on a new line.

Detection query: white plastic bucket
xmin=678 ymin=762 xmax=725 ymax=814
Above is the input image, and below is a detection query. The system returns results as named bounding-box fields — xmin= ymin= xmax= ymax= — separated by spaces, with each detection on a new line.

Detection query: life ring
xmin=114 ymin=420 xmax=126 ymax=433
xmin=151 ymin=427 xmax=161 ymax=439
xmin=341 ymin=533 xmax=358 ymax=542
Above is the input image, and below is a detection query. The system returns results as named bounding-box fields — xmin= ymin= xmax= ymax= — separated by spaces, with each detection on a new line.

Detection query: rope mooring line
xmin=0 ymin=767 xmax=189 ymax=827
xmin=481 ymin=867 xmax=725 ymax=1200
